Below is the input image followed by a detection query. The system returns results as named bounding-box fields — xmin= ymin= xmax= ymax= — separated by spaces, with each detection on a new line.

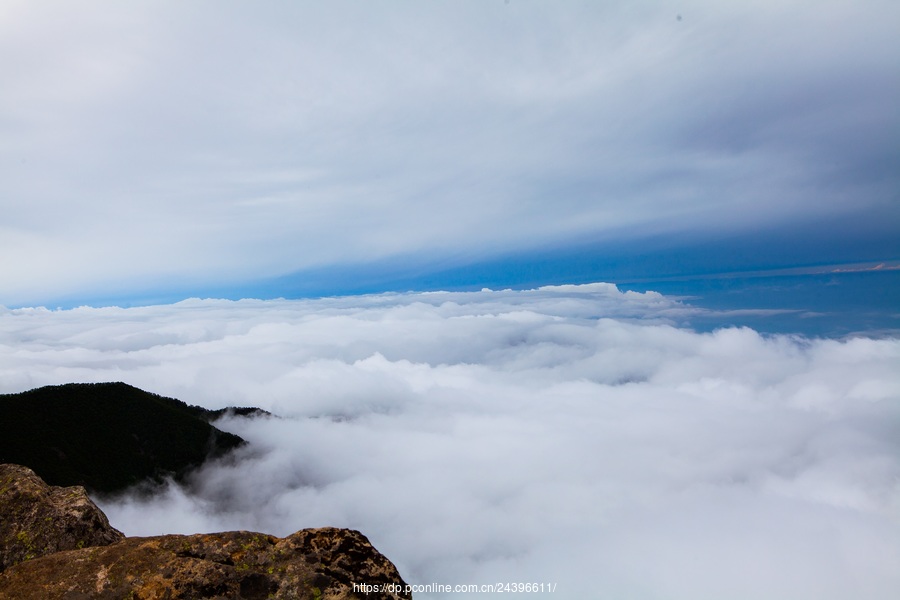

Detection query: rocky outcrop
xmin=0 ymin=463 xmax=124 ymax=572
xmin=0 ymin=528 xmax=411 ymax=599
xmin=0 ymin=464 xmax=410 ymax=599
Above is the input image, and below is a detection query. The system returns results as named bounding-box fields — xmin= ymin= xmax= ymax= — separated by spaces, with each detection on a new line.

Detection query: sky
xmin=2 ymin=0 xmax=899 ymax=307
xmin=2 ymin=3 xmax=899 ymax=598
xmin=1 ymin=284 xmax=899 ymax=598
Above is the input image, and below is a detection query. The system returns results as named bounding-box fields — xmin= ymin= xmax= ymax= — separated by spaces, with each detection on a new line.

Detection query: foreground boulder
xmin=0 ymin=463 xmax=124 ymax=571
xmin=0 ymin=464 xmax=410 ymax=599
xmin=0 ymin=528 xmax=411 ymax=599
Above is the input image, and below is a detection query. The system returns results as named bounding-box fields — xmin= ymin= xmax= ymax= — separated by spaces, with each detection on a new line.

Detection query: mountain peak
xmin=0 ymin=382 xmax=249 ymax=494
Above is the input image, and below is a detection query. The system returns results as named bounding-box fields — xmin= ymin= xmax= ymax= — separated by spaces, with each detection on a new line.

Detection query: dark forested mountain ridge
xmin=0 ymin=382 xmax=260 ymax=494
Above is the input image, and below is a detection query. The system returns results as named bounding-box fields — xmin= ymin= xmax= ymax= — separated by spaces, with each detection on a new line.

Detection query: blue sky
xmin=2 ymin=5 xmax=900 ymax=593
xmin=2 ymin=0 xmax=898 ymax=307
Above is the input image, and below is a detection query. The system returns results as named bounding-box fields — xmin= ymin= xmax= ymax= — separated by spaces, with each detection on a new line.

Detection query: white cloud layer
xmin=2 ymin=1 xmax=899 ymax=305
xmin=2 ymin=284 xmax=899 ymax=598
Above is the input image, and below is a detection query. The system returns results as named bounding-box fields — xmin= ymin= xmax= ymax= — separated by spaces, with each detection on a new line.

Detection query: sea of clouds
xmin=2 ymin=283 xmax=899 ymax=599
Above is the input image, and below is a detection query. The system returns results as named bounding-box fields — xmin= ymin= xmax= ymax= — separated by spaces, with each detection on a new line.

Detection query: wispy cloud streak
xmin=1 ymin=1 xmax=898 ymax=305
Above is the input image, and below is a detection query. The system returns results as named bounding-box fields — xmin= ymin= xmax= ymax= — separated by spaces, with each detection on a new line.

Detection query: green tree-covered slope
xmin=0 ymin=382 xmax=251 ymax=494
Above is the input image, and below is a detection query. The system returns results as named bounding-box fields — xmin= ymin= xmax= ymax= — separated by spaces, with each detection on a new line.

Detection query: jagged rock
xmin=0 ymin=465 xmax=410 ymax=599
xmin=0 ymin=528 xmax=411 ymax=600
xmin=0 ymin=463 xmax=124 ymax=572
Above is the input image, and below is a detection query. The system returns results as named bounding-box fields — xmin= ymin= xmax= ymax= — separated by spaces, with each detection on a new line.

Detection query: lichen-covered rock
xmin=0 ymin=464 xmax=410 ymax=599
xmin=0 ymin=527 xmax=411 ymax=600
xmin=0 ymin=463 xmax=124 ymax=572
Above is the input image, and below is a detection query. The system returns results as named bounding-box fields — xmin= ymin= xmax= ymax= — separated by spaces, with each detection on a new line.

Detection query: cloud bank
xmin=2 ymin=1 xmax=899 ymax=305
xmin=2 ymin=284 xmax=899 ymax=598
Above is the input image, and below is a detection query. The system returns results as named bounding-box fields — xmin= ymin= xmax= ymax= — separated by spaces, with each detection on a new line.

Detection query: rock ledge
xmin=0 ymin=463 xmax=124 ymax=572
xmin=0 ymin=464 xmax=410 ymax=599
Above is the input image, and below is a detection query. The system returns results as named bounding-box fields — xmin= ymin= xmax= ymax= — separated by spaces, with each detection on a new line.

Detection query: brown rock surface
xmin=0 ymin=464 xmax=411 ymax=599
xmin=0 ymin=528 xmax=410 ymax=599
xmin=0 ymin=463 xmax=124 ymax=571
